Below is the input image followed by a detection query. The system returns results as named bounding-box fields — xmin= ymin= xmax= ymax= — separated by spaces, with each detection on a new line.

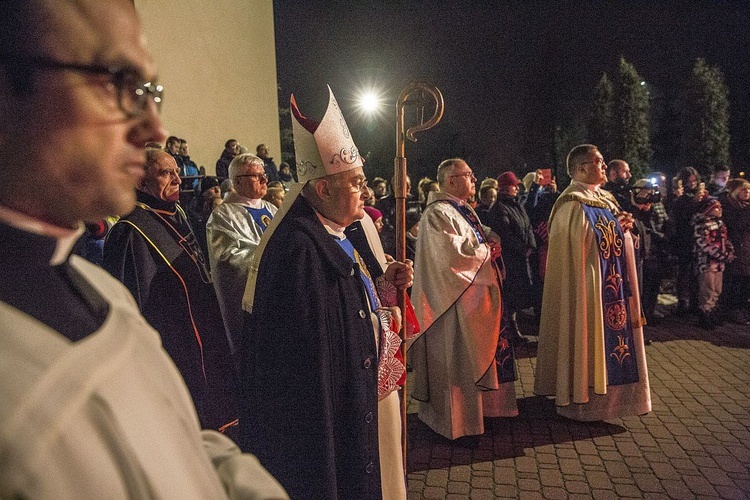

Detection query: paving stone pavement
xmin=405 ymin=314 xmax=750 ymax=499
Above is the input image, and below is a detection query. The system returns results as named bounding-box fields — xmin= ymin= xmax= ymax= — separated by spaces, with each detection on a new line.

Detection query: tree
xmin=588 ymin=73 xmax=615 ymax=157
xmin=613 ymin=57 xmax=651 ymax=179
xmin=680 ymin=58 xmax=730 ymax=178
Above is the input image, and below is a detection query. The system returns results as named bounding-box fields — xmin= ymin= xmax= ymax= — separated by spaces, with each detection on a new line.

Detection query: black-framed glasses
xmin=579 ymin=158 xmax=606 ymax=168
xmin=236 ymin=173 xmax=268 ymax=183
xmin=0 ymin=53 xmax=163 ymax=118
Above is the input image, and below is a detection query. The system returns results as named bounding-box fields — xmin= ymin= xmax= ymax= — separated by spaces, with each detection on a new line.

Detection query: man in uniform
xmin=0 ymin=0 xmax=285 ymax=497
xmin=534 ymin=144 xmax=651 ymax=421
xmin=104 ymin=149 xmax=239 ymax=433
xmin=240 ymin=87 xmax=412 ymax=499
xmin=409 ymin=158 xmax=518 ymax=440
xmin=207 ymin=153 xmax=277 ymax=354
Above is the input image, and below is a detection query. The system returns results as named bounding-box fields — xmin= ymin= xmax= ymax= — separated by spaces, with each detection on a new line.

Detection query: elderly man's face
xmin=234 ymin=161 xmax=268 ymax=200
xmin=142 ymin=153 xmax=181 ymax=202
xmin=445 ymin=161 xmax=477 ymax=200
xmin=0 ymin=0 xmax=167 ymax=227
xmin=327 ymin=167 xmax=369 ymax=226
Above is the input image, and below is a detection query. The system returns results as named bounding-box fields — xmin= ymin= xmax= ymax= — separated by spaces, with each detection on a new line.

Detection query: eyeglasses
xmin=450 ymin=171 xmax=476 ymax=180
xmin=579 ymin=158 xmax=606 ymax=168
xmin=0 ymin=54 xmax=163 ymax=118
xmin=352 ymin=178 xmax=368 ymax=193
xmin=236 ymin=173 xmax=268 ymax=183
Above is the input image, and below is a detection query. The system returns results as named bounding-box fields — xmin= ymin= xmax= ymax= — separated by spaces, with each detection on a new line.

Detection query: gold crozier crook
xmin=394 ymin=82 xmax=443 ymax=477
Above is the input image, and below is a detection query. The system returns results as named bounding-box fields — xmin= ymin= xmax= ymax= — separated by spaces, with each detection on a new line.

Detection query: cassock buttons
xmin=363 ymin=357 xmax=372 ymax=369
xmin=365 ymin=461 xmax=374 ymax=474
xmin=365 ymin=411 xmax=373 ymax=423
xmin=359 ymin=310 xmax=366 ymax=319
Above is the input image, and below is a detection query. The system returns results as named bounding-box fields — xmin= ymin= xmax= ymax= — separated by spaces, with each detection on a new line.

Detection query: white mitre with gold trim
xmin=243 ymin=85 xmax=362 ymax=312
xmin=291 ymin=85 xmax=363 ymax=181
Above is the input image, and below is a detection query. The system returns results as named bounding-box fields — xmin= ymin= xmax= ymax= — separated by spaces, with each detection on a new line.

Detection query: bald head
xmin=607 ymin=159 xmax=631 ymax=185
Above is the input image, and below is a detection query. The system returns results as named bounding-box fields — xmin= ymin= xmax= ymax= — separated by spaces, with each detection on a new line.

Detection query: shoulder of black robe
xmin=240 ymin=195 xmax=382 ymax=500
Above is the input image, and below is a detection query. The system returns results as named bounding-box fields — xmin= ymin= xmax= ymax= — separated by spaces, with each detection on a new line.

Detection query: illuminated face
xmin=234 ymin=161 xmax=268 ymax=200
xmin=179 ymin=142 xmax=189 ymax=156
xmin=712 ymin=170 xmax=730 ymax=187
xmin=328 ymin=167 xmax=369 ymax=226
xmin=481 ymin=187 xmax=498 ymax=205
xmin=613 ymin=163 xmax=631 ymax=185
xmin=142 ymin=153 xmax=181 ymax=202
xmin=576 ymin=150 xmax=607 ymax=186
xmin=735 ymin=185 xmax=750 ymax=202
xmin=373 ymin=181 xmax=387 ymax=197
xmin=373 ymin=216 xmax=384 ymax=233
xmin=267 ymin=192 xmax=285 ymax=208
xmin=446 ymin=161 xmax=476 ymax=200
xmin=708 ymin=205 xmax=722 ymax=218
xmin=257 ymin=144 xmax=269 ymax=158
xmin=166 ymin=140 xmax=180 ymax=155
xmin=3 ymin=0 xmax=168 ymax=226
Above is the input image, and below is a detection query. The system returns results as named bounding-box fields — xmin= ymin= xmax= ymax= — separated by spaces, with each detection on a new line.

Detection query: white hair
xmin=228 ymin=153 xmax=264 ymax=180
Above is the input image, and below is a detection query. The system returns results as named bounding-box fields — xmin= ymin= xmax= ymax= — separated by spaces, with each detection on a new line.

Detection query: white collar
xmin=0 ymin=204 xmax=84 ymax=265
xmin=316 ymin=211 xmax=347 ymax=240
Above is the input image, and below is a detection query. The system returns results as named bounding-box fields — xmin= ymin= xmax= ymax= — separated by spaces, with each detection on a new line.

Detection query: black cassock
xmin=240 ymin=195 xmax=382 ymax=500
xmin=103 ymin=190 xmax=238 ymax=432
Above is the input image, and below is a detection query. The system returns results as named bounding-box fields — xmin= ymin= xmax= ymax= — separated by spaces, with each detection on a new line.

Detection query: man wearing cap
xmin=0 ymin=0 xmax=287 ymax=497
xmin=485 ymin=171 xmax=537 ymax=343
xmin=240 ymin=88 xmax=413 ymax=500
xmin=534 ymin=144 xmax=651 ymax=421
xmin=409 ymin=158 xmax=518 ymax=440
xmin=104 ymin=149 xmax=239 ymax=434
xmin=207 ymin=153 xmax=277 ymax=355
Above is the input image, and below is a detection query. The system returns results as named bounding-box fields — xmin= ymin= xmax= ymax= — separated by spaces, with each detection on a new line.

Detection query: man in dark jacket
xmin=216 ymin=139 xmax=239 ymax=179
xmin=603 ymin=159 xmax=633 ymax=211
xmin=485 ymin=171 xmax=536 ymax=343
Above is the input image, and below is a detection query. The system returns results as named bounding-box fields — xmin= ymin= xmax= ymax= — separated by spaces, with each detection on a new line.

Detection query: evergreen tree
xmin=680 ymin=58 xmax=730 ymax=178
xmin=613 ymin=57 xmax=651 ymax=179
xmin=588 ymin=73 xmax=615 ymax=157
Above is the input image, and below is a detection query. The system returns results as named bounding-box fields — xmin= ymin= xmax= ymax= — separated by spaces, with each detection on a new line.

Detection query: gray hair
xmin=437 ymin=158 xmax=464 ymax=187
xmin=228 ymin=153 xmax=263 ymax=180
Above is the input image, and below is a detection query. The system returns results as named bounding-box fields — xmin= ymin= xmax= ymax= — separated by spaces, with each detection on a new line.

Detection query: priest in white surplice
xmin=409 ymin=158 xmax=518 ymax=440
xmin=207 ymin=153 xmax=277 ymax=355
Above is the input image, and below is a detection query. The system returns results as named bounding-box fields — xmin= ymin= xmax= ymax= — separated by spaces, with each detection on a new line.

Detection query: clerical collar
xmin=0 ymin=203 xmax=84 ymax=265
xmin=315 ymin=211 xmax=346 ymax=240
xmin=136 ymin=189 xmax=177 ymax=213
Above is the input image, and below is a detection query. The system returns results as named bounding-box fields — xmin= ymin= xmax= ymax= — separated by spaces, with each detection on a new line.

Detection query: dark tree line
xmin=588 ymin=57 xmax=729 ymax=180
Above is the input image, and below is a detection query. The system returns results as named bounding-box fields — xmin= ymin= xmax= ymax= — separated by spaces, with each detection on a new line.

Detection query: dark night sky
xmin=274 ymin=0 xmax=750 ymax=182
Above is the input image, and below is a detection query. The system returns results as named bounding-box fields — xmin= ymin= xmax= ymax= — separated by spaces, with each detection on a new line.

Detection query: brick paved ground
xmin=405 ymin=313 xmax=750 ymax=499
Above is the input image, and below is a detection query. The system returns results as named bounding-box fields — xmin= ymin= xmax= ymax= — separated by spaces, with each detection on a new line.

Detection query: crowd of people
xmin=2 ymin=1 xmax=749 ymax=499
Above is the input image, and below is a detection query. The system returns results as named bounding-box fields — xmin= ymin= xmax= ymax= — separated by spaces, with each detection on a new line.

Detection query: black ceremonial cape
xmin=103 ymin=190 xmax=238 ymax=432
xmin=240 ymin=195 xmax=382 ymax=500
